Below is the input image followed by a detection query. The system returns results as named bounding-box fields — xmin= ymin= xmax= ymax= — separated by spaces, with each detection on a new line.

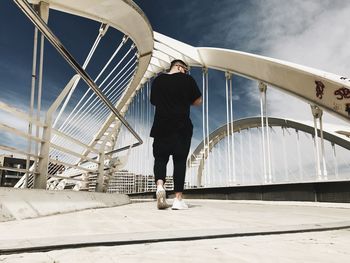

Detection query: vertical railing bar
xmin=225 ymin=72 xmax=231 ymax=185
xmin=259 ymin=82 xmax=267 ymax=183
xmin=25 ymin=25 xmax=39 ymax=188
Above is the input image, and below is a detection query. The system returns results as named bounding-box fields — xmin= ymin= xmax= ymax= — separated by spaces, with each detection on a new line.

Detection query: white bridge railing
xmin=0 ymin=0 xmax=349 ymax=193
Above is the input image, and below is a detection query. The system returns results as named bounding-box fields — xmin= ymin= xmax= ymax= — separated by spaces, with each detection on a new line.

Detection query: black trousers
xmin=153 ymin=132 xmax=192 ymax=192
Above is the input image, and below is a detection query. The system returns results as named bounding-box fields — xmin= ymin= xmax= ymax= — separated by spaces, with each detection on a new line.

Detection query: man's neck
xmin=168 ymin=69 xmax=180 ymax=74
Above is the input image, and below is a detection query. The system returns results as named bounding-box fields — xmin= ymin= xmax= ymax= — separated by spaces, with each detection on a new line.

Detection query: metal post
xmin=202 ymin=68 xmax=208 ymax=185
xmin=319 ymin=113 xmax=328 ymax=179
xmin=228 ymin=73 xmax=235 ymax=183
xmin=263 ymin=85 xmax=272 ymax=182
xmin=197 ymin=158 xmax=204 ymax=187
xmin=296 ymin=130 xmax=303 ymax=182
xmin=25 ymin=24 xmax=38 ymax=188
xmin=258 ymin=82 xmax=267 ymax=183
xmin=225 ymin=72 xmax=232 ymax=185
xmin=96 ymin=150 xmax=105 ymax=192
xmin=13 ymin=0 xmax=143 ymax=149
xmin=311 ymin=105 xmax=322 ymax=179
xmin=282 ymin=127 xmax=289 ymax=182
xmin=34 ymin=1 xmax=50 ymax=185
xmin=248 ymin=128 xmax=254 ymax=184
xmin=239 ymin=130 xmax=244 ymax=184
xmin=35 ymin=75 xmax=80 ymax=189
xmin=332 ymin=143 xmax=339 ymax=180
xmin=205 ymin=68 xmax=210 ymax=185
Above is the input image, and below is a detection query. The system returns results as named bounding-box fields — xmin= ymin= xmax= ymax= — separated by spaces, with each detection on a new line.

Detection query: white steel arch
xmin=2 ymin=0 xmax=349 ymax=192
xmin=144 ymin=32 xmax=350 ymax=121
xmin=8 ymin=0 xmax=155 ymax=189
xmin=188 ymin=117 xmax=350 ymax=187
xmin=28 ymin=0 xmax=154 ymax=117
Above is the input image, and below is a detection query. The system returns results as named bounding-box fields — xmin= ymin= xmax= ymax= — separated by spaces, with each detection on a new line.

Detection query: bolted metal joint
xmin=98 ymin=23 xmax=109 ymax=37
xmin=225 ymin=71 xmax=232 ymax=80
xmin=122 ymin=35 xmax=129 ymax=43
xmin=258 ymin=81 xmax=267 ymax=93
xmin=311 ymin=105 xmax=323 ymax=119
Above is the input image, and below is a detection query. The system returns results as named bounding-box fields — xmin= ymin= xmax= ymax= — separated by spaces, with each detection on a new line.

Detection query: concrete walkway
xmin=0 ymin=187 xmax=130 ymax=221
xmin=1 ymin=199 xmax=350 ymax=262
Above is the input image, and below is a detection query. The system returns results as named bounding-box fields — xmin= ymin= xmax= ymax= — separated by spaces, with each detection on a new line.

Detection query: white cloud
xmin=251 ymin=0 xmax=350 ymax=125
xmin=256 ymin=0 xmax=350 ymax=75
xmin=200 ymin=0 xmax=350 ymax=126
xmin=183 ymin=0 xmax=350 ymax=186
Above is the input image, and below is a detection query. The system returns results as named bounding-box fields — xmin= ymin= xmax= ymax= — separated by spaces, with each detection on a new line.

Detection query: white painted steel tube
xmin=229 ymin=74 xmax=235 ymax=183
xmin=53 ymin=24 xmax=108 ymax=128
xmin=319 ymin=115 xmax=328 ymax=179
xmin=264 ymin=90 xmax=272 ymax=183
xmin=313 ymin=116 xmax=322 ymax=179
xmin=13 ymin=0 xmax=143 ymax=148
xmin=225 ymin=73 xmax=231 ymax=185
xmin=25 ymin=26 xmax=38 ymax=188
xmin=205 ymin=69 xmax=210 ymax=185
xmin=202 ymin=68 xmax=207 ymax=185
xmin=259 ymin=85 xmax=267 ymax=183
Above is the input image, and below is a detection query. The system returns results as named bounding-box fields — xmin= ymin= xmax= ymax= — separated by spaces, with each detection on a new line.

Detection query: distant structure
xmin=0 ymin=154 xmax=173 ymax=193
xmin=0 ymin=155 xmax=33 ymax=187
xmin=107 ymin=172 xmax=174 ymax=194
xmin=1 ymin=0 xmax=349 ymax=195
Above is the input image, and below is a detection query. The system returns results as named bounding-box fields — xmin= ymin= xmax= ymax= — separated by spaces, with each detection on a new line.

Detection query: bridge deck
xmin=1 ymin=199 xmax=350 ymax=262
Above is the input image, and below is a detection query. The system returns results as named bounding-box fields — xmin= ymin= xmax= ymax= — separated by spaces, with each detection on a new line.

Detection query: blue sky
xmin=136 ymin=0 xmax=350 ymax=133
xmin=1 ymin=0 xmax=350 ymax=151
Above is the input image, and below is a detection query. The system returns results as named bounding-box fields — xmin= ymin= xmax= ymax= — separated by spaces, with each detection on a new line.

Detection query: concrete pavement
xmin=1 ymin=199 xmax=350 ymax=262
xmin=0 ymin=187 xmax=130 ymax=222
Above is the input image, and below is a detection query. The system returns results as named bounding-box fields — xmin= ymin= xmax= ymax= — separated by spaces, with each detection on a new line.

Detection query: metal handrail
xmin=0 ymin=166 xmax=39 ymax=174
xmin=0 ymin=145 xmax=40 ymax=159
xmin=0 ymin=102 xmax=46 ymax=127
xmin=0 ymin=123 xmax=43 ymax=143
xmin=13 ymin=0 xmax=143 ymax=152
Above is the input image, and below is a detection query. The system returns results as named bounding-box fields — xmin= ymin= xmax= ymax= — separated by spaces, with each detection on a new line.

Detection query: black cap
xmin=168 ymin=59 xmax=188 ymax=71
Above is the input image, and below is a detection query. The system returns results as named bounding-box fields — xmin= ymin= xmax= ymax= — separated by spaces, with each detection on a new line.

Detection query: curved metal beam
xmin=14 ymin=0 xmax=143 ymax=147
xmin=198 ymin=48 xmax=350 ymax=121
xmin=27 ymin=0 xmax=154 ymax=131
xmin=190 ymin=117 xmax=350 ymax=165
xmin=152 ymin=32 xmax=350 ymax=121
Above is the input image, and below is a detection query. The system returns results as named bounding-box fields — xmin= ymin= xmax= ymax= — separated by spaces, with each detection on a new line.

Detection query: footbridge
xmin=0 ymin=0 xmax=348 ymax=192
xmin=0 ymin=0 xmax=350 ymax=261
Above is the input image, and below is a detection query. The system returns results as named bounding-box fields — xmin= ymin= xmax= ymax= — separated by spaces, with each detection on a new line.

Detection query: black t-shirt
xmin=150 ymin=72 xmax=201 ymax=138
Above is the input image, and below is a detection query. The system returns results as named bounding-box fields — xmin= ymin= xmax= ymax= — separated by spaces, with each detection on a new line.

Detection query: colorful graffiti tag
xmin=334 ymin=87 xmax=350 ymax=100
xmin=315 ymin=80 xmax=325 ymax=99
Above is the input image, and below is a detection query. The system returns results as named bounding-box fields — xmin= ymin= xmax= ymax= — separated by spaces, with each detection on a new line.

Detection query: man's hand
xmin=192 ymin=96 xmax=202 ymax=106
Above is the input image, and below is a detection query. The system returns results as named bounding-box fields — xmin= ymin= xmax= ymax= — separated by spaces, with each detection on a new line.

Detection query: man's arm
xmin=150 ymin=78 xmax=158 ymax=105
xmin=192 ymin=96 xmax=202 ymax=106
xmin=188 ymin=75 xmax=202 ymax=106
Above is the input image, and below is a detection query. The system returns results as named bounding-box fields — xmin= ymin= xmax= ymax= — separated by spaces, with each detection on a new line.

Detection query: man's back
xmin=150 ymin=72 xmax=201 ymax=138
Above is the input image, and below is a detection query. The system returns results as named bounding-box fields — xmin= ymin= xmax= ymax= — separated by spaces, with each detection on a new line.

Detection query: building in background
xmin=0 ymin=155 xmax=33 ymax=187
xmin=0 ymin=155 xmax=180 ymax=193
xmin=107 ymin=171 xmax=175 ymax=194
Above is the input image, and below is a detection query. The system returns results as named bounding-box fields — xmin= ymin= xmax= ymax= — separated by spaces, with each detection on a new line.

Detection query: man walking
xmin=150 ymin=59 xmax=202 ymax=210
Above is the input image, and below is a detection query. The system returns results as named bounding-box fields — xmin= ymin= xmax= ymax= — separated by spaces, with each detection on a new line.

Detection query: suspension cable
xmin=53 ymin=23 xmax=109 ymax=128
xmin=225 ymin=72 xmax=232 ymax=185
xmin=57 ymin=39 xmax=131 ymax=132
xmin=56 ymin=55 xmax=136 ymax=138
xmin=25 ymin=26 xmax=39 ymax=188
xmin=53 ymin=57 xmax=136 ymax=144
xmin=258 ymin=82 xmax=267 ymax=183
xmin=49 ymin=73 xmax=136 ymax=162
xmin=228 ymin=73 xmax=235 ymax=183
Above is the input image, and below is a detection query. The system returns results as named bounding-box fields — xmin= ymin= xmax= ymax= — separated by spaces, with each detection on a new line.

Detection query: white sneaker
xmin=171 ymin=198 xmax=188 ymax=210
xmin=156 ymin=188 xmax=169 ymax=209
